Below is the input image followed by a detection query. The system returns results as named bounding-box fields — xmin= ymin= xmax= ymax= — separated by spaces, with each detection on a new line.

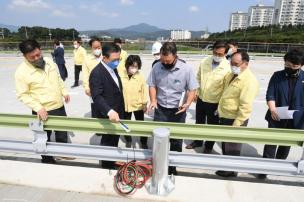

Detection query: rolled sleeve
xmin=186 ymin=67 xmax=199 ymax=91
xmin=147 ymin=69 xmax=156 ymax=87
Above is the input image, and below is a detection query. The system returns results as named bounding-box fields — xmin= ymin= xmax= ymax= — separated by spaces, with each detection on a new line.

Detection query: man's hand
xmin=176 ymin=103 xmax=190 ymax=115
xmin=108 ymin=110 xmax=120 ymax=123
xmin=85 ymin=89 xmax=91 ymax=96
xmin=37 ymin=108 xmax=48 ymax=121
xmin=64 ymin=95 xmax=70 ymax=103
xmin=148 ymin=101 xmax=158 ymax=112
xmin=270 ymin=108 xmax=280 ymax=121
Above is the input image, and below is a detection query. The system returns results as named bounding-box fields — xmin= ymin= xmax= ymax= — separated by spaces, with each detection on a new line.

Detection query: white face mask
xmin=231 ymin=66 xmax=241 ymax=75
xmin=74 ymin=45 xmax=78 ymax=49
xmin=128 ymin=67 xmax=138 ymax=75
xmin=93 ymin=49 xmax=102 ymax=57
xmin=213 ymin=55 xmax=224 ymax=63
xmin=227 ymin=48 xmax=233 ymax=56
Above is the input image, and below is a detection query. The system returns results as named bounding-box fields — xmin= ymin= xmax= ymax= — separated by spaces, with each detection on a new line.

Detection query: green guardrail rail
xmin=0 ymin=113 xmax=304 ymax=147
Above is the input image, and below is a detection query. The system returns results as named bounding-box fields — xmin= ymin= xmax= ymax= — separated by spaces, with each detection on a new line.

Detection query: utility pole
xmin=48 ymin=29 xmax=52 ymax=41
xmin=0 ymin=28 xmax=4 ymax=39
xmin=25 ymin=27 xmax=28 ymax=39
xmin=270 ymin=26 xmax=273 ymax=39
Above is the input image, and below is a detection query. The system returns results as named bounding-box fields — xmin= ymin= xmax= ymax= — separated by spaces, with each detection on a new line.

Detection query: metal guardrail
xmin=0 ymin=113 xmax=304 ymax=146
xmin=0 ymin=113 xmax=303 ymax=195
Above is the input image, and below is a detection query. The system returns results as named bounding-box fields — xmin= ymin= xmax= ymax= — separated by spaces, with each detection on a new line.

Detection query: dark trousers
xmin=262 ymin=122 xmax=291 ymax=160
xmin=154 ymin=105 xmax=186 ymax=172
xmin=99 ymin=109 xmax=122 ymax=168
xmin=91 ymin=103 xmax=97 ymax=118
xmin=57 ymin=64 xmax=68 ymax=81
xmin=220 ymin=118 xmax=248 ymax=156
xmin=100 ymin=132 xmax=120 ymax=168
xmin=124 ymin=110 xmax=147 ymax=145
xmin=74 ymin=65 xmax=82 ymax=84
xmin=194 ymin=98 xmax=219 ymax=150
xmin=32 ymin=106 xmax=68 ymax=159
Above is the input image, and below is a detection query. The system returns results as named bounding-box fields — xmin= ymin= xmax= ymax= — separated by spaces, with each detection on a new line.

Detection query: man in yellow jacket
xmin=72 ymin=39 xmax=87 ymax=88
xmin=114 ymin=38 xmax=128 ymax=74
xmin=82 ymin=38 xmax=102 ymax=117
xmin=186 ymin=41 xmax=230 ymax=153
xmin=216 ymin=50 xmax=259 ymax=178
xmin=15 ymin=39 xmax=70 ymax=164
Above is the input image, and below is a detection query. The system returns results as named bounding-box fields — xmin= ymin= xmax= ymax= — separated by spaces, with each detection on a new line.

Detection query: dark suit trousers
xmin=32 ymin=106 xmax=68 ymax=159
xmin=74 ymin=65 xmax=82 ymax=84
xmin=262 ymin=122 xmax=291 ymax=160
xmin=154 ymin=105 xmax=186 ymax=172
xmin=220 ymin=118 xmax=248 ymax=156
xmin=194 ymin=98 xmax=219 ymax=149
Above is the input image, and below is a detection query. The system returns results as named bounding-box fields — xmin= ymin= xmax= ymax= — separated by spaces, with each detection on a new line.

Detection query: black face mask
xmin=162 ymin=58 xmax=177 ymax=70
xmin=30 ymin=57 xmax=46 ymax=70
xmin=285 ymin=66 xmax=300 ymax=78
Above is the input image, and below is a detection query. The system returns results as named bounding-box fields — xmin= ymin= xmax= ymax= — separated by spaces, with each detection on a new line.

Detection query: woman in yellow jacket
xmin=120 ymin=55 xmax=148 ymax=149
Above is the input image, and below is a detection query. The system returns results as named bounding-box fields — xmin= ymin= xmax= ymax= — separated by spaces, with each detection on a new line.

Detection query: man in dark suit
xmin=89 ymin=43 xmax=124 ymax=169
xmin=52 ymin=39 xmax=68 ymax=81
xmin=258 ymin=49 xmax=304 ymax=179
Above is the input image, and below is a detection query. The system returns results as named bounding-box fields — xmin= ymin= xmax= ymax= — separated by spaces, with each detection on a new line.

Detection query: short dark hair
xmin=160 ymin=42 xmax=177 ymax=56
xmin=89 ymin=37 xmax=101 ymax=47
xmin=125 ymin=55 xmax=142 ymax=70
xmin=227 ymin=39 xmax=238 ymax=47
xmin=19 ymin=39 xmax=41 ymax=54
xmin=102 ymin=42 xmax=121 ymax=58
xmin=213 ymin=40 xmax=229 ymax=54
xmin=231 ymin=50 xmax=250 ymax=63
xmin=284 ymin=49 xmax=304 ymax=65
xmin=113 ymin=38 xmax=122 ymax=44
xmin=54 ymin=39 xmax=60 ymax=46
xmin=74 ymin=38 xmax=82 ymax=44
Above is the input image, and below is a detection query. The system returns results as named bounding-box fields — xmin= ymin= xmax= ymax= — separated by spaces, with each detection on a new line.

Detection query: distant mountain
xmin=80 ymin=23 xmax=168 ymax=40
xmin=80 ymin=23 xmax=208 ymax=40
xmin=0 ymin=23 xmax=19 ymax=32
xmin=120 ymin=23 xmax=164 ymax=33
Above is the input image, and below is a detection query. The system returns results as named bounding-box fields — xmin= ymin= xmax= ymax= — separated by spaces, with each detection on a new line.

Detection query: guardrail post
xmin=147 ymin=128 xmax=175 ymax=196
xmin=297 ymin=144 xmax=304 ymax=174
xmin=29 ymin=120 xmax=48 ymax=154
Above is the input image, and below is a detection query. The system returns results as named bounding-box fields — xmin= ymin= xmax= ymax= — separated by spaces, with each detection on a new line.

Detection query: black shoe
xmin=257 ymin=174 xmax=267 ymax=180
xmin=101 ymin=161 xmax=115 ymax=170
xmin=41 ymin=156 xmax=56 ymax=164
xmin=141 ymin=143 xmax=148 ymax=149
xmin=125 ymin=141 xmax=132 ymax=148
xmin=186 ymin=140 xmax=203 ymax=149
xmin=215 ymin=170 xmax=237 ymax=177
xmin=203 ymin=148 xmax=212 ymax=154
xmin=71 ymin=83 xmax=79 ymax=88
xmin=168 ymin=166 xmax=178 ymax=175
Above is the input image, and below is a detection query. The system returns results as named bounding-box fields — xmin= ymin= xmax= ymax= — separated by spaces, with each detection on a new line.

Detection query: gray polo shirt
xmin=147 ymin=59 xmax=199 ymax=109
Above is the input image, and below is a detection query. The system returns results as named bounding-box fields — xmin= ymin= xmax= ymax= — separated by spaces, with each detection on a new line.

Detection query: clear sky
xmin=0 ymin=0 xmax=275 ymax=32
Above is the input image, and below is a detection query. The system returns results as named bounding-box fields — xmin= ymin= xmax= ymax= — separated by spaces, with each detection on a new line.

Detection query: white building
xmin=248 ymin=4 xmax=274 ymax=27
xmin=229 ymin=11 xmax=248 ymax=31
xmin=170 ymin=30 xmax=192 ymax=40
xmin=201 ymin=33 xmax=210 ymax=39
xmin=79 ymin=34 xmax=90 ymax=42
xmin=273 ymin=0 xmax=304 ymax=26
